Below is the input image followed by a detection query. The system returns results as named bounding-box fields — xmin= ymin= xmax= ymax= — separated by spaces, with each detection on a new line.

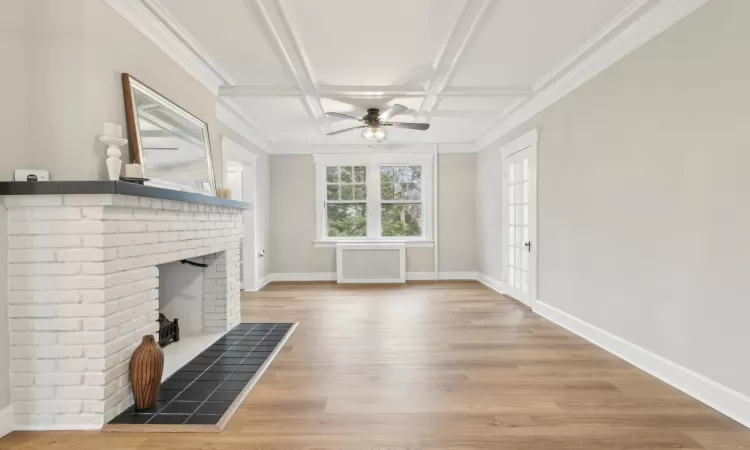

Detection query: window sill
xmin=313 ymin=240 xmax=435 ymax=249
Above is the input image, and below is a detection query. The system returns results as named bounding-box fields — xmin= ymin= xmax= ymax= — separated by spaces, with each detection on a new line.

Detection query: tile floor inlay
xmin=108 ymin=322 xmax=293 ymax=426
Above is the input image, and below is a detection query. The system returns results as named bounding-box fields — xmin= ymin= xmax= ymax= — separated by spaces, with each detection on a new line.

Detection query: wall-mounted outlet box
xmin=14 ymin=169 xmax=49 ymax=182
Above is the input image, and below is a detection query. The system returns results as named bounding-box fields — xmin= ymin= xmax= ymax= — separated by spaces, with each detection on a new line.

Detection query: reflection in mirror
xmin=122 ymin=74 xmax=216 ymax=195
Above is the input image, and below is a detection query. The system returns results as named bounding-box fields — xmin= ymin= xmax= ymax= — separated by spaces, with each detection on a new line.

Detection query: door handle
xmin=524 ymin=241 xmax=532 ymax=252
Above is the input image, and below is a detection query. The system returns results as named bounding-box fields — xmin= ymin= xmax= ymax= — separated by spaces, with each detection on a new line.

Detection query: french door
xmin=502 ymin=131 xmax=538 ymax=307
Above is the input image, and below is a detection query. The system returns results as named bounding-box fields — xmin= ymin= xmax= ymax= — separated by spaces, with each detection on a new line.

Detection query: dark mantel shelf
xmin=0 ymin=181 xmax=252 ymax=210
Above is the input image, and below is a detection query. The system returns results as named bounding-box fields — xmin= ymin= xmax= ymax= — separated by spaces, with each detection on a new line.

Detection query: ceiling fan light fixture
xmin=361 ymin=126 xmax=386 ymax=141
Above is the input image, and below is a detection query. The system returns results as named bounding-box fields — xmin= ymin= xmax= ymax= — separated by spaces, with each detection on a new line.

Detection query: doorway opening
xmin=223 ymin=138 xmax=258 ymax=291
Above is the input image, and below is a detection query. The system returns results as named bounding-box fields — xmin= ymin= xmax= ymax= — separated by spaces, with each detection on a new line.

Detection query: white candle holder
xmin=99 ymin=136 xmax=128 ymax=181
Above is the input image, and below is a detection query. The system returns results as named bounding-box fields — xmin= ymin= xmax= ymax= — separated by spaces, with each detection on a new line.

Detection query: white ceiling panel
xmin=285 ymin=0 xmax=467 ymax=87
xmin=451 ymin=0 xmax=635 ymax=87
xmin=231 ymin=96 xmax=323 ymax=142
xmin=418 ymin=116 xmax=492 ymax=143
xmin=437 ymin=96 xmax=522 ymax=113
xmin=159 ymin=0 xmax=294 ymax=87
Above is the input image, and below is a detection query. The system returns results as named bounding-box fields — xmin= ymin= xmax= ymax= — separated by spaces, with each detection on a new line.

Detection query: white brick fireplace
xmin=3 ymin=193 xmax=245 ymax=429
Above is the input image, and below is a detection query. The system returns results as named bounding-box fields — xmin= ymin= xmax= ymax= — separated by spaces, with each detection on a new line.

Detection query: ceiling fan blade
xmin=326 ymin=126 xmax=366 ymax=136
xmin=325 ymin=112 xmax=362 ymax=121
xmin=384 ymin=122 xmax=430 ymax=130
xmin=378 ymin=104 xmax=407 ymax=122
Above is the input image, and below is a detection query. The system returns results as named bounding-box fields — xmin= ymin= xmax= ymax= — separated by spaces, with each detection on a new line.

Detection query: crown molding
xmin=474 ymin=0 xmax=711 ymax=150
xmin=104 ymin=0 xmax=226 ymax=95
xmin=531 ymin=0 xmax=654 ymax=93
xmin=141 ymin=0 xmax=237 ymax=85
xmin=216 ymin=100 xmax=274 ymax=153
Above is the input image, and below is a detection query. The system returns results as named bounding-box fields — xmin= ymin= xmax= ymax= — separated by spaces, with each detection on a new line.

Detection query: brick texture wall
xmin=3 ymin=194 xmax=243 ymax=429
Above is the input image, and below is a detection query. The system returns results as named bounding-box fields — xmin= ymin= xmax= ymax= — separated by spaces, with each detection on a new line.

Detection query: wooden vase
xmin=129 ymin=335 xmax=164 ymax=410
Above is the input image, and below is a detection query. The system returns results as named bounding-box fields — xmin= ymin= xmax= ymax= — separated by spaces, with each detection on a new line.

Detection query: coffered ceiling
xmin=106 ymin=0 xmax=706 ymax=153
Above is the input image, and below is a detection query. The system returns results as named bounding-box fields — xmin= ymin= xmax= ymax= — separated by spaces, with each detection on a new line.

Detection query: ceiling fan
xmin=325 ymin=104 xmax=429 ymax=141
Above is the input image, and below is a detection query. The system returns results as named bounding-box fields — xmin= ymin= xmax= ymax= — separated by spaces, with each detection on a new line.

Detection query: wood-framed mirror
xmin=121 ymin=73 xmax=216 ymax=195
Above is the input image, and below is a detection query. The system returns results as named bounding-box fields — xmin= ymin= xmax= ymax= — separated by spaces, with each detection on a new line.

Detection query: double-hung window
xmin=314 ymin=154 xmax=434 ymax=243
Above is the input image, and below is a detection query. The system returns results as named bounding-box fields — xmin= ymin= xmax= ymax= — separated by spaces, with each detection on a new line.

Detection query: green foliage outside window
xmin=325 ymin=165 xmax=424 ymax=238
xmin=327 ymin=166 xmax=367 ymax=237
xmin=381 ymin=166 xmax=422 ymax=237
xmin=327 ymin=203 xmax=366 ymax=237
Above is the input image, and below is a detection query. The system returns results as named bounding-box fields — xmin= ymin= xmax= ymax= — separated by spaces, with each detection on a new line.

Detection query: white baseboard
xmin=270 ymin=272 xmax=336 ymax=282
xmin=268 ymin=272 xmax=478 ymax=283
xmin=534 ymin=301 xmax=750 ymax=429
xmin=438 ymin=271 xmax=478 ymax=280
xmin=476 ymin=272 xmax=510 ymax=295
xmin=0 ymin=404 xmax=13 ymax=439
xmin=406 ymin=271 xmax=478 ymax=281
xmin=255 ymin=274 xmax=271 ymax=291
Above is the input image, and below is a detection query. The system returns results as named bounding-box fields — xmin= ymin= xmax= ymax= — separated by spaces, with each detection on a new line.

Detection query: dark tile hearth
xmin=108 ymin=322 xmax=293 ymax=426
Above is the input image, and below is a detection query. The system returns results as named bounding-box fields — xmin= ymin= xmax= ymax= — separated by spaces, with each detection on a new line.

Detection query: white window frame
xmin=313 ymin=153 xmax=435 ymax=246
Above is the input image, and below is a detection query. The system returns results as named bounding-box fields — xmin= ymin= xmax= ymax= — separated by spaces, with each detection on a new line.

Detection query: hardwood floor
xmin=3 ymin=281 xmax=750 ymax=449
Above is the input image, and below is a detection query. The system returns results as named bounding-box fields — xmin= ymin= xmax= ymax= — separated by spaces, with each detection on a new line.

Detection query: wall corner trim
xmin=0 ymin=404 xmax=14 ymax=439
xmin=533 ymin=301 xmax=750 ymax=429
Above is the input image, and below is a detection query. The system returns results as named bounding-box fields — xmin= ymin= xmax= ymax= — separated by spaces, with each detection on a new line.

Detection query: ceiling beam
xmin=219 ymin=86 xmax=303 ymax=97
xmin=318 ymin=86 xmax=426 ymax=98
xmin=243 ymin=0 xmax=328 ymax=134
xmin=219 ymin=85 xmax=532 ymax=99
xmin=418 ymin=0 xmax=498 ymax=114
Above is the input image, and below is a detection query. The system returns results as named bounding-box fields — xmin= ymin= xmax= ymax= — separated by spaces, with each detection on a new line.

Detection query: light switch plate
xmin=14 ymin=169 xmax=50 ymax=182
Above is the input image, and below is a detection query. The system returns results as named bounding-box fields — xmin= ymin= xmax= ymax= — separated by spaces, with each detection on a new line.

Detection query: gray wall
xmin=0 ymin=0 xmax=28 ymax=412
xmin=437 ymin=154 xmax=477 ymax=272
xmin=270 ymin=153 xmax=477 ymax=275
xmin=476 ymin=0 xmax=750 ymax=396
xmin=475 ymin=148 xmax=504 ymax=280
xmin=26 ymin=0 xmax=223 ymax=186
xmin=270 ymin=154 xmax=336 ymax=274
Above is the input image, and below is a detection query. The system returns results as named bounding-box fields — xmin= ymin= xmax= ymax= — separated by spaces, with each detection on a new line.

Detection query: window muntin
xmin=325 ymin=166 xmax=367 ymax=237
xmin=380 ymin=166 xmax=422 ymax=237
xmin=314 ymin=154 xmax=433 ymax=243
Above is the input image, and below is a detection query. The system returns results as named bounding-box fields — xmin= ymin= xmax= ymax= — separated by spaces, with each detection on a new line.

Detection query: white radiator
xmin=336 ymin=243 xmax=406 ymax=283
